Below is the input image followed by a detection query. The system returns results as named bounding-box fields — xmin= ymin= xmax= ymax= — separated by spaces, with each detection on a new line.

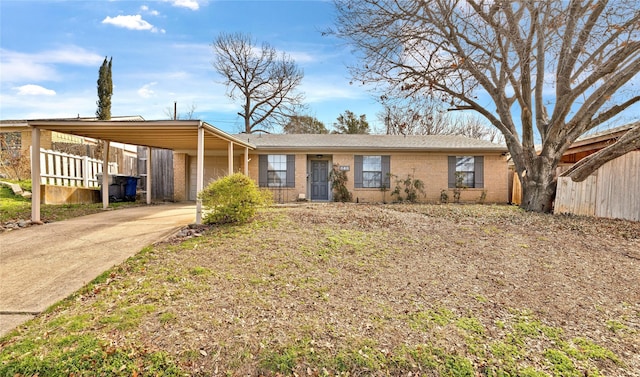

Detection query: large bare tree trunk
xmin=520 ymin=158 xmax=558 ymax=213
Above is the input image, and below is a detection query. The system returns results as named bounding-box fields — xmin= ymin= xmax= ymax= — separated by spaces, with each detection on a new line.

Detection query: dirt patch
xmin=2 ymin=204 xmax=639 ymax=376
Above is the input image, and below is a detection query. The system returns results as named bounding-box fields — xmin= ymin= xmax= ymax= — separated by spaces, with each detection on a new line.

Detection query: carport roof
xmin=0 ymin=119 xmax=255 ymax=151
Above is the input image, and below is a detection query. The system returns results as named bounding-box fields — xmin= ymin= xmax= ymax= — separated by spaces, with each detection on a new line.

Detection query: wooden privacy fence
xmin=38 ymin=148 xmax=119 ymax=188
xmin=554 ymin=151 xmax=640 ymax=221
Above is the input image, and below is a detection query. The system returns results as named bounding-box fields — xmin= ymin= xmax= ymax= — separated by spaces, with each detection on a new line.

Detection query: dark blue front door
xmin=311 ymin=160 xmax=329 ymax=200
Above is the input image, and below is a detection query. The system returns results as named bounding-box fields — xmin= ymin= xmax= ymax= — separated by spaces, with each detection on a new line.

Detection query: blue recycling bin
xmin=97 ymin=174 xmax=139 ymax=202
xmin=124 ymin=176 xmax=138 ymax=201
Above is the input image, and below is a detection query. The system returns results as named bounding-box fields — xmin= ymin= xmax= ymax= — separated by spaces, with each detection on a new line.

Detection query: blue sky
xmin=0 ymin=0 xmax=384 ymax=133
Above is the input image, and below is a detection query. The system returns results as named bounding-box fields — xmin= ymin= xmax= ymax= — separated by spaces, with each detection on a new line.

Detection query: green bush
xmin=391 ymin=172 xmax=426 ymax=203
xmin=198 ymin=173 xmax=271 ymax=225
xmin=329 ymin=164 xmax=352 ymax=202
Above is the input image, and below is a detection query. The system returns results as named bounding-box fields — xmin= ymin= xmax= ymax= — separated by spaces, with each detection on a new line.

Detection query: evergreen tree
xmin=283 ymin=115 xmax=328 ymax=134
xmin=96 ymin=57 xmax=113 ymax=120
xmin=333 ymin=110 xmax=370 ymax=134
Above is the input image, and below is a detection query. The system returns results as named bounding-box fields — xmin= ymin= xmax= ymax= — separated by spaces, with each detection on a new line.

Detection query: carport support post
xmin=228 ymin=142 xmax=234 ymax=175
xmin=196 ymin=125 xmax=204 ymax=224
xmin=101 ymin=140 xmax=110 ymax=210
xmin=146 ymin=147 xmax=151 ymax=204
xmin=30 ymin=128 xmax=41 ymax=223
xmin=244 ymin=147 xmax=249 ymax=175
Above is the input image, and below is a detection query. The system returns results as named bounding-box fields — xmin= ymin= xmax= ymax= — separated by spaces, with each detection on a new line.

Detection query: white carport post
xmin=244 ymin=147 xmax=249 ymax=175
xmin=195 ymin=124 xmax=205 ymax=224
xmin=101 ymin=140 xmax=110 ymax=210
xmin=146 ymin=147 xmax=152 ymax=204
xmin=228 ymin=142 xmax=234 ymax=176
xmin=30 ymin=127 xmax=41 ymax=223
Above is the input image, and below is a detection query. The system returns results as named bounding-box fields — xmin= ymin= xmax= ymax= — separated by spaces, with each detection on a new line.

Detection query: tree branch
xmin=562 ymin=123 xmax=640 ymax=181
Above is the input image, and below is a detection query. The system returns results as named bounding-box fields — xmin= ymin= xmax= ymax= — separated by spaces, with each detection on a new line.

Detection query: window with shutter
xmin=259 ymin=155 xmax=295 ymax=187
xmin=448 ymin=156 xmax=484 ymax=188
xmin=354 ymin=155 xmax=390 ymax=188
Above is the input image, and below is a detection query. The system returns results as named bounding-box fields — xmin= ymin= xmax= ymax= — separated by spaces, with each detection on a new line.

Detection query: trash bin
xmin=97 ymin=174 xmax=139 ymax=202
xmin=124 ymin=176 xmax=138 ymax=202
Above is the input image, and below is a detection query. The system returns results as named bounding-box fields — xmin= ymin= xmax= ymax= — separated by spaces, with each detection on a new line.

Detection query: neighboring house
xmin=234 ymin=134 xmax=509 ymax=204
xmin=553 ymin=125 xmax=640 ymax=221
xmin=558 ymin=124 xmax=637 ymax=170
xmin=1 ymin=116 xmax=141 ymax=177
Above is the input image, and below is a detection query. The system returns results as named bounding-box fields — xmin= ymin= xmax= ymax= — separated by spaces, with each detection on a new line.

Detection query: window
xmin=354 ymin=155 xmax=390 ymax=188
xmin=259 ymin=155 xmax=295 ymax=187
xmin=456 ymin=156 xmax=475 ymax=188
xmin=267 ymin=154 xmax=287 ymax=187
xmin=448 ymin=156 xmax=484 ymax=188
xmin=362 ymin=156 xmax=382 ymax=188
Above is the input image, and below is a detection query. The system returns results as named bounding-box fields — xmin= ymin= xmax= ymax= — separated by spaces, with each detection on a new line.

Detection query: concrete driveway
xmin=0 ymin=203 xmax=195 ymax=337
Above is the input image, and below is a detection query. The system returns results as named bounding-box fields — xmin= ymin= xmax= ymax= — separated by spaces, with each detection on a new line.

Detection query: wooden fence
xmin=554 ymin=151 xmax=640 ymax=221
xmin=39 ymin=148 xmax=119 ymax=188
xmin=137 ymin=147 xmax=174 ymax=201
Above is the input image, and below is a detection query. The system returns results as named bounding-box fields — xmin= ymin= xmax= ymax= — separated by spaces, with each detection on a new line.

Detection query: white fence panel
xmin=38 ymin=148 xmax=118 ymax=188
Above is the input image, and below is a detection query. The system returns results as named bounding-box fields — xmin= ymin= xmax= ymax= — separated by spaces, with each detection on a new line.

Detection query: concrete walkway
xmin=0 ymin=203 xmax=195 ymax=337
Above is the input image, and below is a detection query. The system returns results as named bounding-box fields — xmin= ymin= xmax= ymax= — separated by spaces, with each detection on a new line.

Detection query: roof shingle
xmin=236 ymin=133 xmax=507 ymax=152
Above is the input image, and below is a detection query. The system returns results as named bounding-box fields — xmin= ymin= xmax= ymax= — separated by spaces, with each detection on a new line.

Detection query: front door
xmin=311 ymin=160 xmax=329 ymax=201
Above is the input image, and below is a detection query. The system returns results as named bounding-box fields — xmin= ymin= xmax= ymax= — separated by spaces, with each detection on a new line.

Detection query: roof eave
xmin=253 ymin=145 xmax=507 ymax=153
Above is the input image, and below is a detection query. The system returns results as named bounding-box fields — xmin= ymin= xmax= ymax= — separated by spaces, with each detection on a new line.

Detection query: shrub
xmin=453 ymin=172 xmax=467 ymax=203
xmin=198 ymin=173 xmax=271 ymax=224
xmin=440 ymin=189 xmax=449 ymax=204
xmin=391 ymin=172 xmax=426 ymax=203
xmin=329 ymin=164 xmax=352 ymax=202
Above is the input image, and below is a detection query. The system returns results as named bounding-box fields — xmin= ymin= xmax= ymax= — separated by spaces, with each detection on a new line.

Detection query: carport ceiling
xmin=27 ymin=120 xmax=254 ymax=152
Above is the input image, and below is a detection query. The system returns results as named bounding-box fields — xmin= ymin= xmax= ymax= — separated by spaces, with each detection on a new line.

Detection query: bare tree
xmin=163 ymin=102 xmax=197 ymax=120
xmin=449 ymin=114 xmax=505 ymax=144
xmin=379 ymin=95 xmax=451 ymax=135
xmin=333 ymin=0 xmax=640 ymax=212
xmin=380 ymin=95 xmax=504 ymax=142
xmin=213 ymin=32 xmax=304 ymax=134
xmin=0 ymin=133 xmax=29 ymax=180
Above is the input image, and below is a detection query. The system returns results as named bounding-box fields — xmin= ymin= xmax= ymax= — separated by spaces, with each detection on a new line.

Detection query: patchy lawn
xmin=0 ymin=185 xmax=144 ymax=231
xmin=1 ymin=204 xmax=638 ymax=376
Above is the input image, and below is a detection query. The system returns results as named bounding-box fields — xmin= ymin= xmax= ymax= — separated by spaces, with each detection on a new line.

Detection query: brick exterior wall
xmin=20 ymin=130 xmax=52 ymax=152
xmin=180 ymin=155 xmax=244 ymax=200
xmin=246 ymin=152 xmax=509 ymax=204
xmin=173 ymin=153 xmax=187 ymax=201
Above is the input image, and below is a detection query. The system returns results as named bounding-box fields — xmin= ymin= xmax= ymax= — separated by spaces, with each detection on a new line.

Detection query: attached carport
xmin=23 ymin=120 xmax=255 ymax=224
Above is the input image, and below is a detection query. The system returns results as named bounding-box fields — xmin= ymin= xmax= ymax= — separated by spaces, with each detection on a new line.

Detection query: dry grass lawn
xmin=1 ymin=203 xmax=639 ymax=376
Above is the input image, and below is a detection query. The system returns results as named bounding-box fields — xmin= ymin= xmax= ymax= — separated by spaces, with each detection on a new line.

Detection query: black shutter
xmin=381 ymin=155 xmax=390 ymax=189
xmin=286 ymin=155 xmax=295 ymax=187
xmin=474 ymin=156 xmax=484 ymax=188
xmin=448 ymin=156 xmax=456 ymax=188
xmin=258 ymin=155 xmax=268 ymax=187
xmin=354 ymin=155 xmax=363 ymax=188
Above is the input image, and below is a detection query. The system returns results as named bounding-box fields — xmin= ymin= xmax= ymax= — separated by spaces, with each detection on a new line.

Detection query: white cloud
xmin=301 ymin=76 xmax=366 ymax=103
xmin=0 ymin=47 xmax=103 ymax=83
xmin=46 ymin=46 xmax=106 ymax=65
xmin=102 ymin=15 xmax=163 ymax=33
xmin=141 ymin=5 xmax=160 ymax=16
xmin=138 ymin=82 xmax=157 ymax=98
xmin=14 ymin=84 xmax=56 ymax=96
xmin=169 ymin=0 xmax=200 ymax=11
xmin=287 ymin=51 xmax=316 ymax=64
